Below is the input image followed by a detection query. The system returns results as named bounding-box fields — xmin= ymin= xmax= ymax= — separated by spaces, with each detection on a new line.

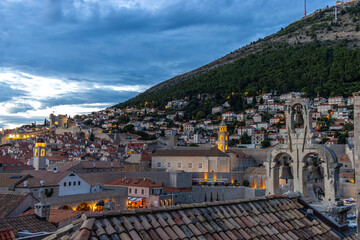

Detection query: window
xmin=199 ymin=163 xmax=203 ymax=169
xmin=129 ymin=188 xmax=132 ymax=193
xmin=157 ymin=162 xmax=161 ymax=168
xmin=178 ymin=162 xmax=181 ymax=168
xmin=135 ymin=189 xmax=137 ymax=194
xmin=141 ymin=189 xmax=144 ymax=194
xmin=64 ymin=182 xmax=66 ymax=187
xmin=69 ymin=182 xmax=71 ymax=186
xmin=167 ymin=162 xmax=171 ymax=168
xmin=78 ymin=181 xmax=81 ymax=185
xmin=188 ymin=163 xmax=192 ymax=168
xmin=74 ymin=181 xmax=76 ymax=186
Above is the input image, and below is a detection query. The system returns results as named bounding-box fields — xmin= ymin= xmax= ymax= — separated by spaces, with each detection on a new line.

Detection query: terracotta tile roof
xmin=0 ymin=214 xmax=56 ymax=234
xmin=20 ymin=208 xmax=83 ymax=224
xmin=21 ymin=170 xmax=71 ymax=184
xmin=105 ymin=178 xmax=162 ymax=188
xmin=44 ymin=195 xmax=356 ymax=240
xmin=0 ymin=156 xmax=34 ymax=171
xmin=0 ymin=228 xmax=15 ymax=240
xmin=0 ymin=174 xmax=30 ymax=188
xmin=152 ymin=148 xmax=228 ymax=157
xmin=0 ymin=192 xmax=37 ymax=219
xmin=80 ymin=161 xmax=123 ymax=169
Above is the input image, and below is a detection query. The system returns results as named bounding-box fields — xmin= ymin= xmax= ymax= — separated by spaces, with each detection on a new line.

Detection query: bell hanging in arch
xmin=309 ymin=165 xmax=323 ymax=182
xmin=294 ymin=111 xmax=304 ymax=126
xmin=280 ymin=163 xmax=293 ymax=184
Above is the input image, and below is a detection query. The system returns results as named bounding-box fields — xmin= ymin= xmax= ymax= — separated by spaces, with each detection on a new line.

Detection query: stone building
xmin=105 ymin=177 xmax=173 ymax=208
xmin=265 ymin=97 xmax=351 ymax=227
xmin=49 ymin=113 xmax=69 ymax=128
xmin=151 ymin=148 xmax=231 ymax=172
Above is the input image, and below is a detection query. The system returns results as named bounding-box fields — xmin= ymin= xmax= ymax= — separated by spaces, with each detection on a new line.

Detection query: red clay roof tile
xmin=44 ymin=195 xmax=357 ymax=240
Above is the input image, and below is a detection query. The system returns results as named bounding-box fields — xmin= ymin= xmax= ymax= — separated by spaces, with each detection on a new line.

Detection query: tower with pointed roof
xmin=217 ymin=120 xmax=228 ymax=152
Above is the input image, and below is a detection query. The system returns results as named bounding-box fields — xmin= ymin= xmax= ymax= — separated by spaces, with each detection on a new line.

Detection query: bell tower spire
xmin=217 ymin=120 xmax=228 ymax=152
xmin=33 ymin=138 xmax=47 ymax=170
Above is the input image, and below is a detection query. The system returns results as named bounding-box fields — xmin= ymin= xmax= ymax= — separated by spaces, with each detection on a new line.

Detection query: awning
xmin=128 ymin=197 xmax=144 ymax=203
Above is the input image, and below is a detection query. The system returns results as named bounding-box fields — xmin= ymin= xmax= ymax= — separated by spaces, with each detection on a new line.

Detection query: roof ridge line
xmin=82 ymin=195 xmax=290 ymax=219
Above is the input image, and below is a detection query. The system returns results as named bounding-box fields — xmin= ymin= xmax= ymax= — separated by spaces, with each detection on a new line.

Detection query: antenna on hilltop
xmin=304 ymin=0 xmax=307 ymax=17
xmin=335 ymin=6 xmax=338 ymax=21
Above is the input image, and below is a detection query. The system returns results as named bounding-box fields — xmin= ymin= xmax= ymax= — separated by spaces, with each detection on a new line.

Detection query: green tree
xmin=240 ymin=133 xmax=251 ymax=144
xmin=261 ymin=138 xmax=271 ymax=148
xmin=121 ymin=124 xmax=135 ymax=133
xmin=196 ymin=111 xmax=205 ymax=120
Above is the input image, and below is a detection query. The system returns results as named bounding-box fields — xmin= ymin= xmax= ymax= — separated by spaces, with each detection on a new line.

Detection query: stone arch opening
xmin=58 ymin=205 xmax=72 ymax=210
xmin=76 ymin=202 xmax=92 ymax=211
xmin=94 ymin=200 xmax=106 ymax=212
xmin=302 ymin=152 xmax=327 ymax=202
xmin=265 ymin=152 xmax=293 ymax=195
xmin=291 ymin=103 xmax=305 ymax=131
xmin=266 ymin=97 xmax=341 ymax=205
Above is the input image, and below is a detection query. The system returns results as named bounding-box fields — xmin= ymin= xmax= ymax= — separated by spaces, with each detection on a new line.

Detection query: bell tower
xmin=33 ymin=138 xmax=46 ymax=170
xmin=217 ymin=120 xmax=228 ymax=152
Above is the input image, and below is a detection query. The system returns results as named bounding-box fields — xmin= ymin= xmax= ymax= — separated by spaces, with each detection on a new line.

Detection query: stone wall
xmin=172 ymin=186 xmax=264 ymax=205
xmin=233 ymin=148 xmax=270 ymax=166
xmin=338 ymin=183 xmax=356 ymax=199
xmin=191 ymin=171 xmax=244 ymax=185
xmin=46 ymin=187 xmax=128 ymax=210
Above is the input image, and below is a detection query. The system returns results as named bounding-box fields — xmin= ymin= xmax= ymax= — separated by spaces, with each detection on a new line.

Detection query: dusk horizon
xmin=0 ymin=0 xmax=334 ymax=129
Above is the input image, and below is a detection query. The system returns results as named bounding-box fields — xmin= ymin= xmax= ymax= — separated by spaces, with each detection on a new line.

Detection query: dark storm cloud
xmin=0 ymin=0 xmax=334 ymax=127
xmin=0 ymin=83 xmax=27 ymax=102
xmin=39 ymin=88 xmax=139 ymax=109
xmin=0 ymin=0 xmax=334 ymax=83
xmin=7 ymin=103 xmax=35 ymax=114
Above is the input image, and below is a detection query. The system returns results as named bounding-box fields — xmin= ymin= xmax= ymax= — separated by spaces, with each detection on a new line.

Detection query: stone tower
xmin=217 ymin=120 xmax=228 ymax=152
xmin=265 ymin=97 xmax=340 ymax=205
xmin=33 ymin=138 xmax=46 ymax=170
xmin=353 ymin=92 xmax=360 ymax=235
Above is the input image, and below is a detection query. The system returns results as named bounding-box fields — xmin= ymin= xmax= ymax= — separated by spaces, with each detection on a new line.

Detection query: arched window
xmin=40 ymin=149 xmax=45 ymax=157
xmin=34 ymin=149 xmax=38 ymax=157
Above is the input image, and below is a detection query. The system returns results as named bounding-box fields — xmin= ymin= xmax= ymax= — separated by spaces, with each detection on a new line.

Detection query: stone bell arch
xmin=264 ymin=97 xmax=341 ymax=205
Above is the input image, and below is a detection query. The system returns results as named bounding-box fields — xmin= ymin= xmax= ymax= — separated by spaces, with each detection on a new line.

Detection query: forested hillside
xmin=116 ymin=1 xmax=360 ymax=109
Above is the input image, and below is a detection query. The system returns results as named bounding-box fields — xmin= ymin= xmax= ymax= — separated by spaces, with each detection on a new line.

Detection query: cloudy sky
xmin=0 ymin=0 xmax=334 ymax=129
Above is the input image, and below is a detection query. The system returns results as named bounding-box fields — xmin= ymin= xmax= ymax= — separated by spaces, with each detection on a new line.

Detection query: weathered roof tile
xmin=188 ymin=223 xmax=202 ymax=237
xmin=155 ymin=227 xmax=171 ymax=240
xmin=44 ymin=196 xmax=357 ymax=240
xmin=163 ymin=226 xmax=179 ymax=239
xmin=171 ymin=224 xmax=187 ymax=239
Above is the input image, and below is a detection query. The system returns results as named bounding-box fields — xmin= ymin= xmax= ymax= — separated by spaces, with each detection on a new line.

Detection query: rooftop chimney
xmin=34 ymin=201 xmax=50 ymax=221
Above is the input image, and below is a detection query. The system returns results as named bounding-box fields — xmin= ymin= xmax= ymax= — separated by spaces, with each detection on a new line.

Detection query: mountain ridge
xmin=117 ymin=1 xmax=360 ymax=108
